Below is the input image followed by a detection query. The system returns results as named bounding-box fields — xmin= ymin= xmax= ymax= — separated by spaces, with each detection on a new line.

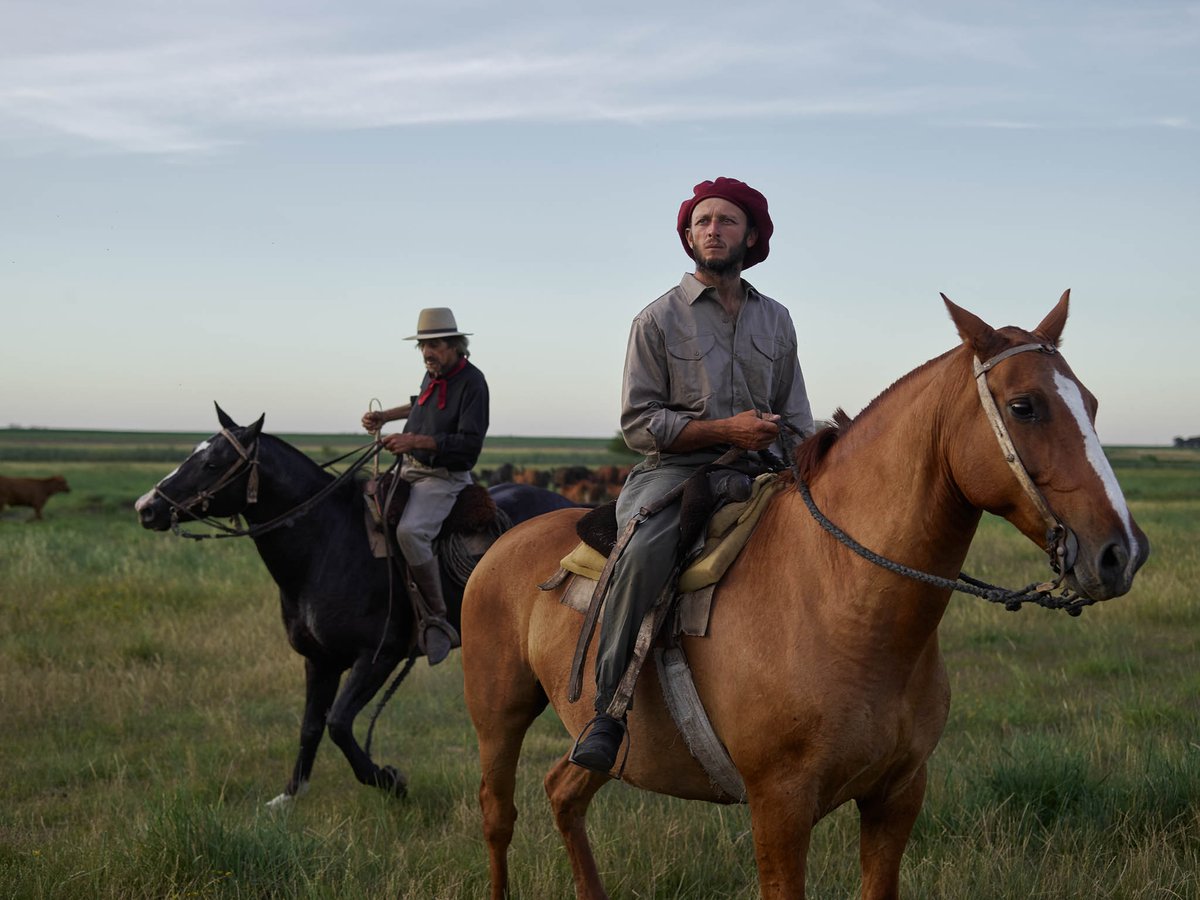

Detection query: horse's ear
xmin=245 ymin=413 xmax=266 ymax=442
xmin=1034 ymin=289 xmax=1070 ymax=347
xmin=215 ymin=403 xmax=238 ymax=429
xmin=942 ymin=293 xmax=1002 ymax=358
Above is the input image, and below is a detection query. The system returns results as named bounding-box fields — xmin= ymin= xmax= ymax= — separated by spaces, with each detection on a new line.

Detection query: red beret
xmin=676 ymin=177 xmax=773 ymax=269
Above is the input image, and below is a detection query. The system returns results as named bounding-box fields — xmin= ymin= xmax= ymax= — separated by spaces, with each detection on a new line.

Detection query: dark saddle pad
xmin=574 ymin=464 xmax=754 ymax=557
xmin=365 ymin=471 xmax=498 ymax=537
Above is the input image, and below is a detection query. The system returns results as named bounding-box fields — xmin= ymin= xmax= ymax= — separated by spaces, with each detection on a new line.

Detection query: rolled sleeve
xmin=620 ymin=315 xmax=694 ymax=455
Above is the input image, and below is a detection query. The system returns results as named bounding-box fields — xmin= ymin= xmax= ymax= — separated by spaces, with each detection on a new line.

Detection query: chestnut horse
xmin=461 ymin=293 xmax=1149 ymax=899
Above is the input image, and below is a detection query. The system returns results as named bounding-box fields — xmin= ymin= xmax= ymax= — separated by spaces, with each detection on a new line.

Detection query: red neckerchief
xmin=416 ymin=356 xmax=468 ymax=410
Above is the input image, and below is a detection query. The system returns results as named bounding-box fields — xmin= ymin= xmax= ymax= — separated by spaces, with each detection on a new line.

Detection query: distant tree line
xmin=1173 ymin=436 xmax=1200 ymax=449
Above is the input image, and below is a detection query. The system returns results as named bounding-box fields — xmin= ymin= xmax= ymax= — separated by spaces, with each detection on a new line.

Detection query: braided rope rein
xmin=795 ymin=478 xmax=1095 ymax=616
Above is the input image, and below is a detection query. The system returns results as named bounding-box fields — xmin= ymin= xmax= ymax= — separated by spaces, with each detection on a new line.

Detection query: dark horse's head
xmin=136 ymin=404 xmax=265 ymax=531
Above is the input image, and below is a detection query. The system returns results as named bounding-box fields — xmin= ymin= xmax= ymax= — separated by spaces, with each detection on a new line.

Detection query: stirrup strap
xmin=566 ymin=448 xmax=743 ymax=704
xmin=568 ymin=513 xmax=642 ymax=703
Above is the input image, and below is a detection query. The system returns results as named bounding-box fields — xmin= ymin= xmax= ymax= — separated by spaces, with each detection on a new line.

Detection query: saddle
xmin=363 ymin=470 xmax=510 ymax=584
xmin=545 ymin=462 xmax=786 ymax=802
xmin=574 ymin=464 xmax=756 ymax=558
xmin=558 ymin=467 xmax=785 ymax=605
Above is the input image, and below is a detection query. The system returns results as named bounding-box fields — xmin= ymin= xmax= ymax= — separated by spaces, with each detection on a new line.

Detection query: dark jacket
xmin=403 ymin=360 xmax=489 ymax=471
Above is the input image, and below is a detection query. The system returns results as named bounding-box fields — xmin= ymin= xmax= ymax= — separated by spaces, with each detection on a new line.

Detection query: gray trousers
xmin=393 ymin=458 xmax=473 ymax=567
xmin=593 ymin=453 xmax=715 ymax=714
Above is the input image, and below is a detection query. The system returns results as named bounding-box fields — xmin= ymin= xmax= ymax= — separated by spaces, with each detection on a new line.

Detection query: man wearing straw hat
xmin=570 ymin=177 xmax=815 ymax=772
xmin=361 ymin=307 xmax=489 ymax=665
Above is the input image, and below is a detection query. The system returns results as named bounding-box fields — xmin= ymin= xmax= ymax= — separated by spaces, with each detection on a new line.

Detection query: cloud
xmin=0 ymin=2 xmax=1195 ymax=155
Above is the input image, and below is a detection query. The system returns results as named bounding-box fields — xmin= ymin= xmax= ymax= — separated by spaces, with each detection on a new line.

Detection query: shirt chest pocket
xmin=665 ymin=333 xmax=717 ymax=407
xmin=745 ymin=333 xmax=787 ymax=402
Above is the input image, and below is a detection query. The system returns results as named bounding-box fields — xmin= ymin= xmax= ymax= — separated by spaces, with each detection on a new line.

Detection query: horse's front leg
xmin=856 ymin=765 xmax=927 ymax=900
xmin=746 ymin=779 xmax=817 ymax=900
xmin=326 ymin=651 xmax=409 ymax=797
xmin=266 ymin=657 xmax=340 ymax=808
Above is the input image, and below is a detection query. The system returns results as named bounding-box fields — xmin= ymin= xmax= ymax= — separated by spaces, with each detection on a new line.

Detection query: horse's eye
xmin=1008 ymin=398 xmax=1036 ymax=421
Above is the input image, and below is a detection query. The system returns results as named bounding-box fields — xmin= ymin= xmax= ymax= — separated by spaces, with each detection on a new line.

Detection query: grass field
xmin=0 ymin=432 xmax=1197 ymax=898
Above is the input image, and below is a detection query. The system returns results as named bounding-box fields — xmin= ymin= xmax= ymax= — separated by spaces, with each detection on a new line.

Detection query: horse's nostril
xmin=1098 ymin=541 xmax=1128 ymax=576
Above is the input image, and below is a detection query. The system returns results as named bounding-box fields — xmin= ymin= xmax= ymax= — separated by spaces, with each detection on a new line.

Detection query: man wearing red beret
xmin=571 ymin=178 xmax=815 ymax=772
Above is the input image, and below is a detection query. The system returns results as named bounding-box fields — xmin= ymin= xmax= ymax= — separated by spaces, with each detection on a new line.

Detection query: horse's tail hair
xmin=364 ymin=648 xmax=420 ymax=758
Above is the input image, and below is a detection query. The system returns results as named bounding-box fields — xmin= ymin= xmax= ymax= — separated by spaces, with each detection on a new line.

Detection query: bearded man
xmin=570 ymin=177 xmax=815 ymax=772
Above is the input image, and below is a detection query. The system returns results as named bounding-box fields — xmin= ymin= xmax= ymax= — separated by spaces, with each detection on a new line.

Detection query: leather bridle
xmin=152 ymin=428 xmax=261 ymax=524
xmin=794 ymin=340 xmax=1093 ymax=614
xmin=150 ymin=430 xmax=384 ymax=540
xmin=973 ymin=341 xmax=1078 ymax=577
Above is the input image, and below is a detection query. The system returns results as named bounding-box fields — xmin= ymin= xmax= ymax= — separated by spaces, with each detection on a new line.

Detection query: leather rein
xmin=795 ymin=342 xmax=1096 ymax=616
xmin=152 ymin=430 xmax=385 ymax=541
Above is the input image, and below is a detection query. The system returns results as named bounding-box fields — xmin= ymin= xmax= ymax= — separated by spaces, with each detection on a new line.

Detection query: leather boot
xmin=569 ymin=714 xmax=626 ymax=773
xmin=408 ymin=557 xmax=460 ymax=666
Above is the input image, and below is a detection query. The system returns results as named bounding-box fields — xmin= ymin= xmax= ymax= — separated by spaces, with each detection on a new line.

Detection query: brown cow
xmin=0 ymin=474 xmax=71 ymax=520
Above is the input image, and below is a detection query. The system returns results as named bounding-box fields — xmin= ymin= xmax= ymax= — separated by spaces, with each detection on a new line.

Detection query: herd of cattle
xmin=476 ymin=463 xmax=631 ymax=506
xmin=0 ymin=463 xmax=630 ymax=523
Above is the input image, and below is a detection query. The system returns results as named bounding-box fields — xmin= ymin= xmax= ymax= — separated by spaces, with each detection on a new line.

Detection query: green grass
xmin=0 ymin=428 xmax=630 ymax=468
xmin=1 ymin=441 xmax=1197 ymax=898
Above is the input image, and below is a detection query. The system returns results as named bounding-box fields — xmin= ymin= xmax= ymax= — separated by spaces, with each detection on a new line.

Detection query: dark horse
xmin=135 ymin=405 xmax=575 ymax=806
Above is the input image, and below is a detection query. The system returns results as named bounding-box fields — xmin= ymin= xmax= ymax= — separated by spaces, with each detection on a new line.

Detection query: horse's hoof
xmin=265 ymin=780 xmax=309 ymax=810
xmin=378 ymin=765 xmax=408 ymax=798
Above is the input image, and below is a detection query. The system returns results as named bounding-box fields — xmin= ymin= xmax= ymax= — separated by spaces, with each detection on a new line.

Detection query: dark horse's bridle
xmin=794 ymin=341 xmax=1095 ymax=615
xmin=151 ymin=428 xmax=416 ymax=753
xmin=150 ymin=428 xmax=384 ymax=541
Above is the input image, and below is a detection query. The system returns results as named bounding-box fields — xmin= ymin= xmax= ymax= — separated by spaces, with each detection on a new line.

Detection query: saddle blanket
xmin=555 ymin=472 xmax=785 ymax=636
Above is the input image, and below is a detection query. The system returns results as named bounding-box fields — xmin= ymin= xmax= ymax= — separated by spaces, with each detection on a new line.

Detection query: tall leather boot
xmin=408 ymin=557 xmax=460 ymax=666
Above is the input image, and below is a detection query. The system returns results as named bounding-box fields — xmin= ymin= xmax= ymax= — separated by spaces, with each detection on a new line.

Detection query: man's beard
xmin=695 ymin=238 xmax=748 ymax=276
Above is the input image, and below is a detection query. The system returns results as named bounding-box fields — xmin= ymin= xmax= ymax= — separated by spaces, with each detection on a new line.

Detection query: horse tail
xmin=364 ymin=647 xmax=421 ymax=758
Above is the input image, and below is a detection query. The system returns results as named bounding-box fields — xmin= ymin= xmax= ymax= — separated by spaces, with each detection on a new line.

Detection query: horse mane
xmin=259 ymin=432 xmax=358 ymax=496
xmin=793 ymin=410 xmax=850 ymax=482
xmin=794 ymin=347 xmax=960 ymax=482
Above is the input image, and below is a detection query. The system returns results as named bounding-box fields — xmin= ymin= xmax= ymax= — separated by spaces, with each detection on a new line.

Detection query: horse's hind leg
xmin=267 ymin=658 xmax=340 ymax=808
xmin=856 ymin=764 xmax=927 ymax=900
xmin=327 ymin=651 xmax=409 ymax=797
xmin=467 ymin=666 xmax=547 ymax=899
xmin=544 ymin=756 xmax=611 ymax=900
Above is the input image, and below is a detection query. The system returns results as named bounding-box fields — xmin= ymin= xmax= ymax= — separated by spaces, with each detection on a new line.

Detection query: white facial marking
xmin=1054 ymin=372 xmax=1139 ymax=558
xmin=154 ymin=440 xmax=210 ymax=489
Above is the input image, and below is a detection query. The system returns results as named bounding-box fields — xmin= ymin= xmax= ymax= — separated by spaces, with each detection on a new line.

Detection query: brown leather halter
xmin=153 ymin=432 xmax=384 ymax=541
xmin=794 ymin=339 xmax=1093 ymax=614
xmin=153 ymin=428 xmax=261 ymax=522
xmin=973 ymin=342 xmax=1078 ymax=576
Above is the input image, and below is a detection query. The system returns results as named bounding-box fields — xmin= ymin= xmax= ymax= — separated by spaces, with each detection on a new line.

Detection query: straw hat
xmin=404 ymin=307 xmax=472 ymax=340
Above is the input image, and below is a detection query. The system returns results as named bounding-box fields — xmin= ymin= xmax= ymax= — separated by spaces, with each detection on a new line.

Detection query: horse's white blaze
xmin=148 ymin=441 xmax=209 ymax=492
xmin=1054 ymin=372 xmax=1140 ymax=559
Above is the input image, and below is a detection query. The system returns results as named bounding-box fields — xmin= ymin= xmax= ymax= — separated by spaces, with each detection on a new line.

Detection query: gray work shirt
xmin=621 ymin=273 xmax=815 ymax=466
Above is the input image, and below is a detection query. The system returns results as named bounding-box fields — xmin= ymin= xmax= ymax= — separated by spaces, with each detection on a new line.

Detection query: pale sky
xmin=2 ymin=1 xmax=1196 ymax=443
